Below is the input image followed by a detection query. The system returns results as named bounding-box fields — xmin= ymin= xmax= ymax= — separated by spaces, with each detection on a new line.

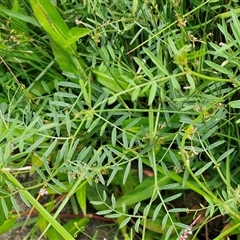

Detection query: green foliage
xmin=0 ymin=0 xmax=240 ymax=239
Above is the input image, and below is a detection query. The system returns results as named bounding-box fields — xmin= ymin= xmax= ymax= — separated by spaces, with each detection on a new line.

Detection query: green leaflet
xmin=29 ymin=0 xmax=90 ymax=56
xmin=116 ymin=174 xmax=171 ymax=208
xmin=65 ymin=27 xmax=91 ymax=47
xmin=29 ymin=0 xmax=76 ymax=54
xmin=49 ymin=37 xmax=78 ymax=75
xmin=75 ymin=182 xmax=87 ymax=215
xmin=0 ymin=8 xmax=39 ymax=27
xmin=0 ymin=216 xmax=17 ymax=234
xmin=93 ymin=67 xmax=133 ymax=94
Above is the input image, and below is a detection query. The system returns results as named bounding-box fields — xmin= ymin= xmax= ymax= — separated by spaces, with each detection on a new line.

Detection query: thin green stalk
xmin=199 ymin=136 xmax=234 ymax=193
xmin=180 ymin=126 xmax=240 ymax=221
xmin=188 ymin=69 xmax=233 ymax=83
xmin=38 ymin=177 xmax=87 ymax=240
xmin=214 ymin=221 xmax=240 ymax=239
xmin=4 ymin=171 xmax=74 ymax=240
xmin=127 ymin=0 xmax=211 ymax=54
xmin=38 ymin=115 xmax=89 ymax=238
xmin=141 ymin=157 xmax=212 ymax=200
xmin=71 ymin=56 xmax=92 ymax=108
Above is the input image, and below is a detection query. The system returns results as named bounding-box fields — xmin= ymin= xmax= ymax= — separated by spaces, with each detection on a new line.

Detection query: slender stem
xmin=4 ymin=172 xmax=74 ymax=240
